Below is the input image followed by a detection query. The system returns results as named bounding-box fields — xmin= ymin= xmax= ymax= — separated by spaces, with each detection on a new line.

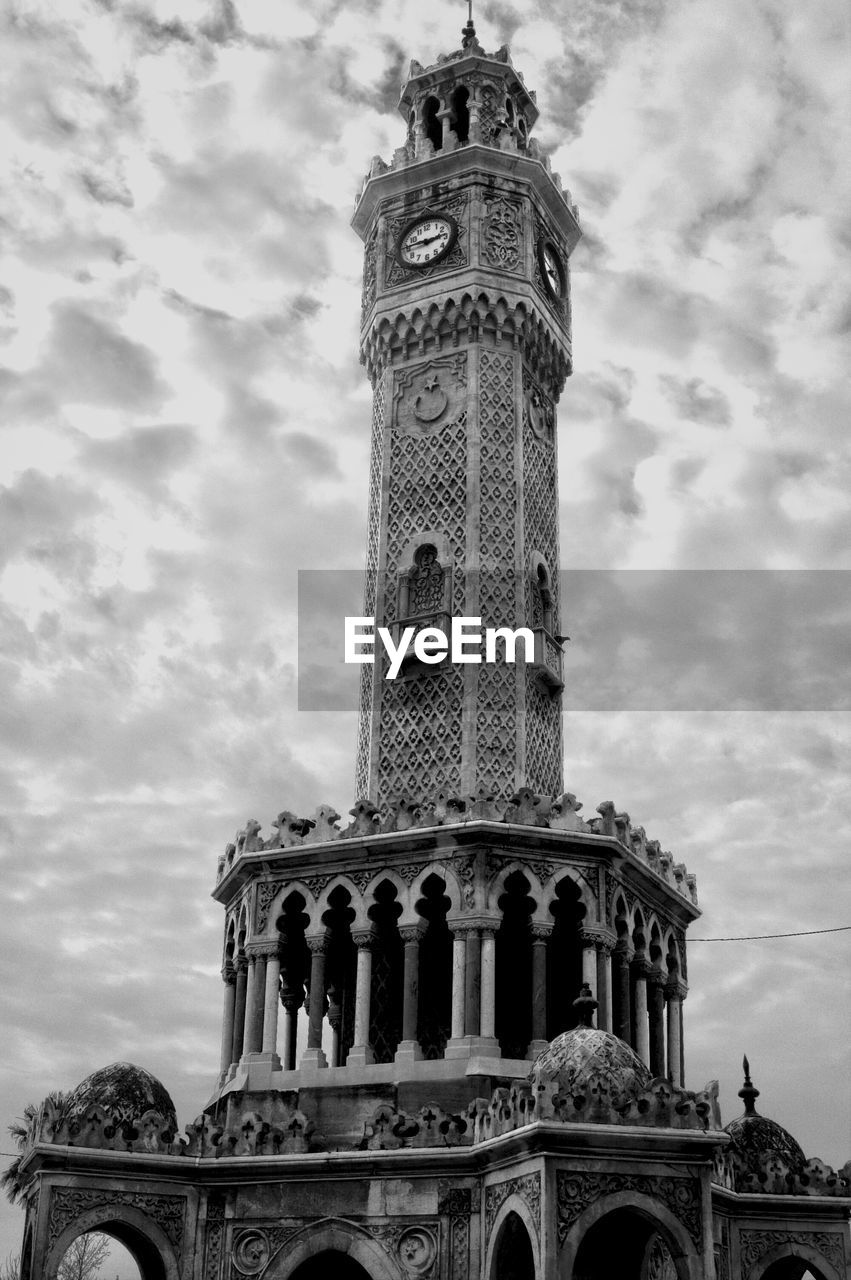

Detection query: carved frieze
xmin=556 ymin=1171 xmax=701 ymax=1248
xmin=485 ymin=1172 xmax=541 ymax=1237
xmin=204 ymin=1197 xmax=226 ymax=1280
xmin=393 ymin=354 xmax=467 ymax=438
xmin=48 ymin=1188 xmax=185 ymax=1253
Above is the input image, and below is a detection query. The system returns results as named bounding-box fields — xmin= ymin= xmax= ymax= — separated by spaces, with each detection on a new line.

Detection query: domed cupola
xmin=67 ymin=1062 xmax=178 ymax=1130
xmin=529 ymin=984 xmax=652 ymax=1107
xmin=724 ymin=1056 xmax=806 ymax=1175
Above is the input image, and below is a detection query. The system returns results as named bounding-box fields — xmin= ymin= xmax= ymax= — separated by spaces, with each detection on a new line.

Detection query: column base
xmin=345 ymin=1044 xmax=375 ymax=1067
xmin=527 ymin=1039 xmax=549 ymax=1058
xmin=445 ymin=1036 xmax=501 ymax=1059
xmin=300 ymin=1047 xmax=328 ymax=1069
xmin=394 ymin=1040 xmax=423 ymax=1067
xmin=243 ymin=1051 xmax=282 ymax=1089
xmin=444 ymin=1036 xmax=472 ymax=1060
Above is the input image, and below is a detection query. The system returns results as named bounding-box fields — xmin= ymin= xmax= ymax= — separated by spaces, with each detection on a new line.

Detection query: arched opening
xmin=451 ymin=86 xmax=470 ymax=143
xmin=491 ymin=1210 xmax=534 ymax=1280
xmin=546 ymin=877 xmax=585 ymax=1038
xmin=277 ymin=892 xmax=309 ymax=1069
xmin=573 ymin=1209 xmax=681 ymax=1280
xmin=495 ymin=871 xmax=535 ymax=1058
xmin=415 ymin=874 xmax=452 ymax=1058
xmin=322 ymin=885 xmax=357 ymax=1066
xmin=50 ymin=1223 xmax=165 ymax=1280
xmin=291 ymin=1253 xmax=373 ymax=1280
xmin=760 ymin=1259 xmax=832 ymax=1280
xmin=424 ymin=96 xmax=442 ymax=151
xmin=613 ymin=896 xmax=632 ymax=1044
xmin=368 ymin=880 xmax=403 ymax=1062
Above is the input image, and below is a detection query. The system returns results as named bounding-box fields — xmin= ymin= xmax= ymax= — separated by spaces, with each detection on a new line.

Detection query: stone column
xmin=445 ymin=926 xmax=468 ymax=1058
xmin=219 ymin=962 xmax=236 ymax=1079
xmin=231 ymin=957 xmax=248 ymax=1066
xmin=595 ymin=936 xmax=615 ymax=1032
xmin=579 ymin=929 xmax=599 ymax=1003
xmin=479 ymin=927 xmax=500 ymax=1053
xmin=529 ymin=924 xmax=552 ymax=1055
xmin=648 ymin=970 xmax=666 ymax=1077
xmin=261 ymin=948 xmax=282 ymax=1059
xmin=302 ymin=935 xmax=329 ymax=1069
xmin=241 ymin=954 xmax=258 ymax=1057
xmin=327 ymin=985 xmax=342 ymax=1068
xmin=245 ymin=951 xmax=266 ymax=1055
xmin=464 ymin=927 xmax=481 ymax=1037
xmin=666 ymin=980 xmax=686 ymax=1086
xmin=396 ymin=924 xmax=424 ymax=1065
xmin=614 ymin=940 xmax=634 ymax=1045
xmin=632 ymin=956 xmax=650 ymax=1067
xmin=347 ymin=930 xmax=376 ymax=1067
xmin=280 ymin=976 xmax=301 ymax=1072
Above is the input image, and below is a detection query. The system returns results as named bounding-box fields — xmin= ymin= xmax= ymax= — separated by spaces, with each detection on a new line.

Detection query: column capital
xmin=221 ymin=961 xmax=235 ymax=984
xmin=399 ymin=923 xmax=425 ymax=944
xmin=665 ymin=979 xmax=688 ymax=1002
xmin=579 ymin=925 xmax=616 ymax=951
xmin=234 ymin=955 xmax=249 ymax=975
xmin=530 ymin=923 xmax=553 ymax=941
xmin=351 ymin=928 xmax=377 ymax=950
xmin=631 ymin=952 xmax=653 ymax=978
xmin=449 ymin=916 xmax=499 ymax=936
xmin=305 ymin=932 xmax=330 ymax=955
xmin=615 ymin=938 xmax=635 ymax=961
xmin=246 ymin=941 xmax=278 ymax=959
xmin=646 ymin=967 xmax=668 ymax=988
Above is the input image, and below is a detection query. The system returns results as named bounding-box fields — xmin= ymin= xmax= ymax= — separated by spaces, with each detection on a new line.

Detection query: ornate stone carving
xmin=438 ymin=1184 xmax=472 ymax=1217
xmin=48 ymin=1188 xmax=185 ymax=1253
xmin=646 ymin=1233 xmax=678 ymax=1280
xmin=256 ymin=880 xmax=285 ymax=932
xmin=556 ymin=1171 xmax=701 ymax=1248
xmin=398 ymin=861 xmax=427 ymax=885
xmin=483 ymin=196 xmax=521 ymax=271
xmin=232 ymin=1228 xmax=271 ymax=1274
xmin=304 ymin=874 xmax=331 ymax=899
xmin=398 ymin=1226 xmax=438 ymax=1276
xmin=393 ymin=355 xmax=467 ymax=438
xmin=362 ymin=228 xmax=377 ymax=318
xmin=739 ymin=1229 xmax=845 ymax=1279
xmin=204 ymin=1197 xmax=225 ymax=1280
xmin=453 ymin=854 xmax=477 ymax=908
xmin=485 ymin=1172 xmax=541 ymax=1236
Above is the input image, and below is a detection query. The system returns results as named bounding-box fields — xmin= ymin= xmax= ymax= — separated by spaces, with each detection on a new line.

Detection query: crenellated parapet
xmin=712 ymin=1146 xmax=851 ymax=1199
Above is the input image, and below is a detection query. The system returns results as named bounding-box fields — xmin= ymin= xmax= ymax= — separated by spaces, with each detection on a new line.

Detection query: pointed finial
xmin=738 ymin=1054 xmax=760 ymax=1115
xmin=462 ymin=0 xmax=476 ymax=48
xmin=573 ymin=982 xmax=598 ymax=1028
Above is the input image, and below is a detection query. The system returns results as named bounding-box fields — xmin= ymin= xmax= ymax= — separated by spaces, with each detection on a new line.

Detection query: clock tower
xmin=352 ymin=19 xmax=581 ymax=806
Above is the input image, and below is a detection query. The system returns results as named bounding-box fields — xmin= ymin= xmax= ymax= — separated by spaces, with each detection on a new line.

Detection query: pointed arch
xmin=485 ymin=1198 xmax=540 ymax=1280
xmin=558 ymin=1190 xmax=699 ymax=1280
xmin=43 ymin=1202 xmax=179 ymax=1280
xmin=267 ymin=1217 xmax=403 ymax=1280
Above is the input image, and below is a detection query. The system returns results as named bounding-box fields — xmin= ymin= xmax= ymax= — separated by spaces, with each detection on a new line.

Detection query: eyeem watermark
xmin=345 ymin=616 xmax=534 ymax=680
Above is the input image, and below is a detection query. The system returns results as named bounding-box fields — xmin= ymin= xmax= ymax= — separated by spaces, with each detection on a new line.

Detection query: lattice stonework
xmin=355 ymin=372 xmax=386 ymax=800
xmin=379 ymin=669 xmax=465 ymax=799
xmin=477 ymin=349 xmax=518 ymax=795
xmin=522 ymin=372 xmax=563 ymax=793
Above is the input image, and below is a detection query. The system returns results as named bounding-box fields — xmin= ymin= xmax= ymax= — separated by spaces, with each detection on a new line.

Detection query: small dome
xmin=67 ymin=1062 xmax=177 ymax=1129
xmin=724 ymin=1057 xmax=805 ymax=1174
xmin=529 ymin=1025 xmax=652 ymax=1105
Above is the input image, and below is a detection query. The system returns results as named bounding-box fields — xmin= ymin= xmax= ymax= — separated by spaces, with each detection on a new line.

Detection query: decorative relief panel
xmin=739 ymin=1229 xmax=845 ymax=1279
xmin=485 ymin=1172 xmax=541 ymax=1237
xmin=204 ymin=1198 xmax=225 ymax=1280
xmin=555 ymin=1171 xmax=701 ymax=1249
xmin=48 ymin=1188 xmax=186 ymax=1254
xmin=477 ymin=349 xmax=518 ymax=796
xmin=384 ymin=195 xmax=468 ymax=288
xmin=393 ymin=355 xmax=467 ymax=439
xmin=378 ymin=670 xmax=464 ymax=801
xmin=362 ymin=227 xmax=377 ymax=319
xmin=438 ymin=1185 xmax=472 ymax=1280
xmin=483 ymin=197 xmax=522 ymax=272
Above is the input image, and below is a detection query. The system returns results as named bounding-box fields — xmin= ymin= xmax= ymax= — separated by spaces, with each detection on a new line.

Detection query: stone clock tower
xmin=14 ymin=21 xmax=850 ymax=1280
xmin=352 ymin=21 xmax=581 ymax=805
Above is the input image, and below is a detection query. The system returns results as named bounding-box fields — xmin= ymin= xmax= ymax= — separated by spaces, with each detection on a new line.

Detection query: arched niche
xmin=43 ymin=1204 xmax=179 ymax=1280
xmin=560 ymin=1193 xmax=699 ymax=1280
xmin=486 ymin=1203 xmax=539 ymax=1280
xmin=267 ymin=1218 xmax=405 ymax=1280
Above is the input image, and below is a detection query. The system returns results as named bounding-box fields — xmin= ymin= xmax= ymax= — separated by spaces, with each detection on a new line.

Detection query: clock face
xmin=539 ymin=240 xmax=565 ymax=300
xmin=399 ymin=216 xmax=455 ymax=267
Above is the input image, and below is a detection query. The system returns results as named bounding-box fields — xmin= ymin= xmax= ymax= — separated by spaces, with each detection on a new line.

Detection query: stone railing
xmin=217 ymin=786 xmax=698 ymax=907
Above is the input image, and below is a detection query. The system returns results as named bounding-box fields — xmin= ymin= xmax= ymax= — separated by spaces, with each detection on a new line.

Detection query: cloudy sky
xmin=1 ymin=0 xmax=850 ymax=1267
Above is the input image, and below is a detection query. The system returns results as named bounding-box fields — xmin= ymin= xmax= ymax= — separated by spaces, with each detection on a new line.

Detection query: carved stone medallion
xmin=393 ymin=355 xmax=467 ymax=438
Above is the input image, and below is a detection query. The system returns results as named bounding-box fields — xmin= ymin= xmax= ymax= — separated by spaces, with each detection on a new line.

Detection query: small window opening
xmin=505 ymin=97 xmax=515 ymax=122
xmin=424 ymin=96 xmax=442 ymax=151
xmin=452 ymin=86 xmax=470 ymax=143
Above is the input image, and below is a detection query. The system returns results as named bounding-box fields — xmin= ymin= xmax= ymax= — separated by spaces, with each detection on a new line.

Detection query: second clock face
xmin=541 ymin=241 xmax=565 ymax=300
xmin=399 ymin=216 xmax=455 ymax=267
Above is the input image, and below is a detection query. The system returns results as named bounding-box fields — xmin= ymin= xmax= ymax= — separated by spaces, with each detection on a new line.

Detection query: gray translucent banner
xmin=297 ymin=570 xmax=850 ymax=712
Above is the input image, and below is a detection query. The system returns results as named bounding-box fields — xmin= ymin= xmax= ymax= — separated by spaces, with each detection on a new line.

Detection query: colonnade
xmin=218 ymin=919 xmax=687 ymax=1085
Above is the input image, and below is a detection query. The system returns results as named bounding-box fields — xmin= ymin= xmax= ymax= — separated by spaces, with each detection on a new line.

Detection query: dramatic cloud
xmin=1 ymin=0 xmax=849 ymax=1269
